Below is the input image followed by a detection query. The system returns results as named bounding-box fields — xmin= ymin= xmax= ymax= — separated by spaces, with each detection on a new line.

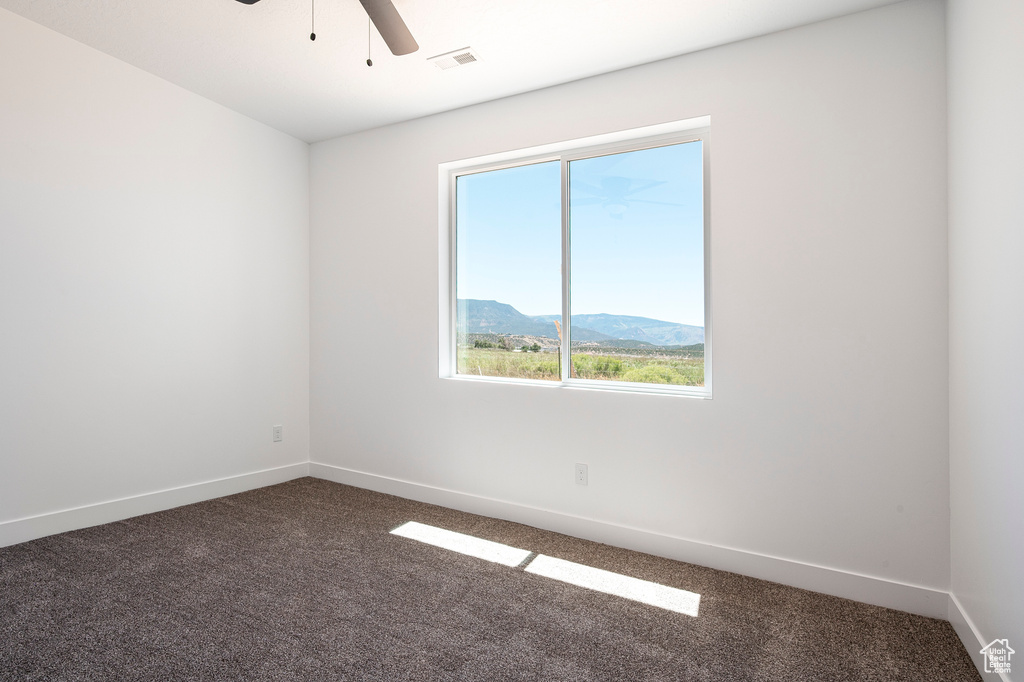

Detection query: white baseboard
xmin=1 ymin=461 xmax=955 ymax=624
xmin=949 ymin=593 xmax=1010 ymax=681
xmin=0 ymin=462 xmax=310 ymax=548
xmin=308 ymin=461 xmax=949 ymax=619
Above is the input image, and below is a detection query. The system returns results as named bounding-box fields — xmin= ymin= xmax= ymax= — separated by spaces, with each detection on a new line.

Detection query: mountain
xmin=531 ymin=312 xmax=704 ymax=346
xmin=456 ymin=300 xmax=614 ymax=341
xmin=459 ymin=300 xmax=704 ymax=346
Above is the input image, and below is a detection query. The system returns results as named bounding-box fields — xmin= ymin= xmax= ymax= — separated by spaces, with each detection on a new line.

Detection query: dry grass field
xmin=457 ymin=346 xmax=704 ymax=386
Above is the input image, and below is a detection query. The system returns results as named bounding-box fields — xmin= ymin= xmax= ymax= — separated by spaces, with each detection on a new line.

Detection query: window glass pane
xmin=568 ymin=141 xmax=704 ymax=386
xmin=455 ymin=161 xmax=562 ymax=380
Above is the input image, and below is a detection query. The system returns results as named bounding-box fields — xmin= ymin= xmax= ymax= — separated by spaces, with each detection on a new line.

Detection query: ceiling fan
xmin=235 ymin=0 xmax=418 ymax=56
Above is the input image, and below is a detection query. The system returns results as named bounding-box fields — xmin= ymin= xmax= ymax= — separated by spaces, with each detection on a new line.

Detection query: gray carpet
xmin=0 ymin=478 xmax=980 ymax=681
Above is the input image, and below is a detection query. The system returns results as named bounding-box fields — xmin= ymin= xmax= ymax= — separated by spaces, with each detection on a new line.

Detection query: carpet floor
xmin=0 ymin=478 xmax=980 ymax=681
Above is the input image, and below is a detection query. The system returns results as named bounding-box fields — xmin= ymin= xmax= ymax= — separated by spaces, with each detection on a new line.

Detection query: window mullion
xmin=560 ymin=156 xmax=571 ymax=384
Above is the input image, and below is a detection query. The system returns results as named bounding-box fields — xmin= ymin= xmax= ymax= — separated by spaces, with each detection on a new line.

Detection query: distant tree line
xmin=472 ymin=339 xmax=542 ymax=352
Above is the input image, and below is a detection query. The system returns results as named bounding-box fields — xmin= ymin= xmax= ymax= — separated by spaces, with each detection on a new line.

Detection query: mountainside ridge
xmin=458 ymin=299 xmax=704 ymax=346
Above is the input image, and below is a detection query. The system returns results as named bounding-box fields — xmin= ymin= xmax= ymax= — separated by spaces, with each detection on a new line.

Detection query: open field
xmin=457 ymin=346 xmax=704 ymax=386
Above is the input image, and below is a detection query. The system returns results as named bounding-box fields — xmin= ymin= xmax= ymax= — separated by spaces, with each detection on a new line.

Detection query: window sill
xmin=443 ymin=374 xmax=711 ymax=399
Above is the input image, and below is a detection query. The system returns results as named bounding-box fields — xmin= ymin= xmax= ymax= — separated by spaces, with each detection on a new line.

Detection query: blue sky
xmin=456 ymin=140 xmax=704 ymax=326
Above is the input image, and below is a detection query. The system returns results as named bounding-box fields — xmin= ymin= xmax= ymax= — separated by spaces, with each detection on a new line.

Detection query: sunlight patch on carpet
xmin=391 ymin=522 xmax=700 ymax=616
xmin=390 ymin=521 xmax=532 ymax=567
xmin=525 ymin=554 xmax=700 ymax=617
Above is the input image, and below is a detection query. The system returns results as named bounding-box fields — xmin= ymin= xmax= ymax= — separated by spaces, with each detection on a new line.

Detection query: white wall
xmin=0 ymin=8 xmax=310 ymax=540
xmin=948 ymin=0 xmax=1024 ymax=670
xmin=311 ymin=0 xmax=949 ymax=608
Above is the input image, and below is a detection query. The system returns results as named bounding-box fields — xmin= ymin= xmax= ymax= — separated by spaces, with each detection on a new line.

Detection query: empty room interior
xmin=1 ymin=0 xmax=1021 ymax=679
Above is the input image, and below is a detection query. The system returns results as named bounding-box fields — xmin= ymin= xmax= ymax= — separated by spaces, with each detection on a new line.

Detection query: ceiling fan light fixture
xmin=233 ymin=0 xmax=418 ymax=57
xmin=357 ymin=0 xmax=418 ymax=56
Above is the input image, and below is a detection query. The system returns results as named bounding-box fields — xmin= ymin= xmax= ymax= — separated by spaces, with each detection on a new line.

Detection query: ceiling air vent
xmin=428 ymin=47 xmax=481 ymax=71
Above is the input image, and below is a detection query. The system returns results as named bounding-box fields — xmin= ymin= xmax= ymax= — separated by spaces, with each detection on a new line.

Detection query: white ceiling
xmin=1 ymin=0 xmax=903 ymax=143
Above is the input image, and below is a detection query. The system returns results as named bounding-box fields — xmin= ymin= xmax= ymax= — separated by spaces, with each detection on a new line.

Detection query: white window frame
xmin=438 ymin=116 xmax=712 ymax=398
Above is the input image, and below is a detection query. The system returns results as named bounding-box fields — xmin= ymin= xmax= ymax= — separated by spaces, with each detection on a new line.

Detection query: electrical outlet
xmin=575 ymin=463 xmax=588 ymax=486
xmin=273 ymin=425 xmax=283 ymax=442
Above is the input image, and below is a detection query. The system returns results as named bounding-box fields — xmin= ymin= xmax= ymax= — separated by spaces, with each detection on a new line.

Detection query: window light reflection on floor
xmin=391 ymin=521 xmax=700 ymax=617
xmin=390 ymin=521 xmax=533 ymax=567
xmin=524 ymin=554 xmax=700 ymax=617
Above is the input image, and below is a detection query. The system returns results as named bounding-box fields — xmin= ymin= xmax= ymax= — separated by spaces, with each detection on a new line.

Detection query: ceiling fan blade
xmin=358 ymin=0 xmax=418 ymax=56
